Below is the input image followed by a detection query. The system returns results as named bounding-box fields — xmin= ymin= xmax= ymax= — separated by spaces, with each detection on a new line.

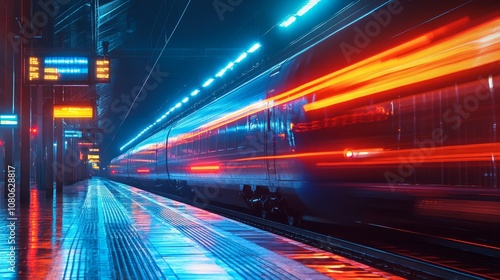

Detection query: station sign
xmin=78 ymin=142 xmax=94 ymax=147
xmin=64 ymin=130 xmax=82 ymax=138
xmin=27 ymin=56 xmax=89 ymax=85
xmin=26 ymin=55 xmax=111 ymax=85
xmin=54 ymin=104 xmax=94 ymax=118
xmin=95 ymin=58 xmax=110 ymax=83
xmin=0 ymin=114 xmax=18 ymax=127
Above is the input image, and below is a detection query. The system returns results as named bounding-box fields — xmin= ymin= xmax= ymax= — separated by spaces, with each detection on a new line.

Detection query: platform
xmin=1 ymin=178 xmax=402 ymax=279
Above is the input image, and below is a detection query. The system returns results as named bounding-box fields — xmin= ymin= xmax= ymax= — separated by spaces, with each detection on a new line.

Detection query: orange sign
xmin=54 ymin=105 xmax=93 ymax=118
xmin=95 ymin=58 xmax=110 ymax=82
xmin=28 ymin=57 xmax=40 ymax=81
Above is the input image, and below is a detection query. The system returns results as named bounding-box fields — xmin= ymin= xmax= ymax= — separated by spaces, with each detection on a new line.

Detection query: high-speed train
xmin=109 ymin=0 xmax=500 ymax=226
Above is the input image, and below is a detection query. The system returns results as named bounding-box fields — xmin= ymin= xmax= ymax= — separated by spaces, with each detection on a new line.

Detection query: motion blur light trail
xmin=169 ymin=17 xmax=499 ymax=145
xmin=302 ymin=17 xmax=500 ymax=111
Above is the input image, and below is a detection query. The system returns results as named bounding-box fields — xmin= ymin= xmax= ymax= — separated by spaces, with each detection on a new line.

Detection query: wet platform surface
xmin=1 ymin=178 xmax=402 ymax=279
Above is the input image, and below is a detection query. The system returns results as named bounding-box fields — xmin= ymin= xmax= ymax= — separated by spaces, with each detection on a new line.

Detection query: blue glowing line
xmin=202 ymin=78 xmax=214 ymax=87
xmin=296 ymin=0 xmax=320 ymax=16
xmin=234 ymin=52 xmax=247 ymax=63
xmin=280 ymin=16 xmax=296 ymax=27
xmin=247 ymin=43 xmax=261 ymax=53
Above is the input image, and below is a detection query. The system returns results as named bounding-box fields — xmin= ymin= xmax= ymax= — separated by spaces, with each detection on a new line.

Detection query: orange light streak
xmin=190 ymin=165 xmax=220 ymax=171
xmin=303 ymin=18 xmax=499 ymax=111
xmin=137 ymin=168 xmax=150 ymax=173
xmin=231 ymin=143 xmax=500 ymax=166
xmin=169 ymin=18 xmax=499 ymax=146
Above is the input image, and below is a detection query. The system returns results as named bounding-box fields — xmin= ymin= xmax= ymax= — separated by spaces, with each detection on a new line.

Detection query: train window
xmin=249 ymin=114 xmax=259 ymax=131
xmin=170 ymin=143 xmax=177 ymax=158
xmin=200 ymin=132 xmax=207 ymax=154
xmin=236 ymin=118 xmax=247 ymax=148
xmin=180 ymin=142 xmax=187 ymax=157
xmin=186 ymin=138 xmax=193 ymax=156
xmin=208 ymin=130 xmax=217 ymax=152
xmin=194 ymin=134 xmax=200 ymax=155
xmin=227 ymin=124 xmax=236 ymax=150
xmin=218 ymin=127 xmax=226 ymax=151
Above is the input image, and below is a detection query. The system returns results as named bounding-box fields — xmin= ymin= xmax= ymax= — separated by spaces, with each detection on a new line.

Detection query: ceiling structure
xmin=47 ymin=0 xmax=354 ymax=164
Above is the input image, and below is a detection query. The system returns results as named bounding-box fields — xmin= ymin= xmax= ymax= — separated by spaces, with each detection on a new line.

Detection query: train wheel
xmin=285 ymin=207 xmax=299 ymax=226
xmin=261 ymin=196 xmax=270 ymax=219
xmin=261 ymin=209 xmax=268 ymax=219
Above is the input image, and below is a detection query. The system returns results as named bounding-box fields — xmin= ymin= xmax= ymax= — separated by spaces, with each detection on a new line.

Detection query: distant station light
xmin=30 ymin=127 xmax=38 ymax=135
xmin=0 ymin=114 xmax=18 ymax=127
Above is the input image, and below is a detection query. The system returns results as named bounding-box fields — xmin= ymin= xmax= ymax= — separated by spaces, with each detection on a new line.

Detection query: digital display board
xmin=95 ymin=58 xmax=110 ymax=83
xmin=64 ymin=130 xmax=83 ymax=138
xmin=27 ymin=56 xmax=89 ymax=85
xmin=54 ymin=105 xmax=94 ymax=118
xmin=0 ymin=114 xmax=18 ymax=127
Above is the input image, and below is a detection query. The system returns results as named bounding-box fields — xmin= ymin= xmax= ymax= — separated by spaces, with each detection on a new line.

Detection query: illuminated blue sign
xmin=43 ymin=57 xmax=89 ymax=82
xmin=64 ymin=130 xmax=83 ymax=138
xmin=0 ymin=114 xmax=18 ymax=127
xmin=27 ymin=55 xmax=91 ymax=85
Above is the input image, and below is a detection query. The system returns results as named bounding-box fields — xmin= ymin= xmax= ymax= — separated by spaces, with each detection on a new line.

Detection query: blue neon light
xmin=202 ymin=78 xmax=214 ymax=87
xmin=280 ymin=16 xmax=296 ymax=27
xmin=43 ymin=56 xmax=89 ymax=82
xmin=120 ymin=42 xmax=263 ymax=152
xmin=280 ymin=0 xmax=321 ymax=27
xmin=247 ymin=43 xmax=261 ymax=53
xmin=234 ymin=52 xmax=247 ymax=63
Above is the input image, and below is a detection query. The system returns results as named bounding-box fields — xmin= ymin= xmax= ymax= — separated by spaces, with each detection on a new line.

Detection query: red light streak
xmin=78 ymin=142 xmax=94 ymax=147
xmin=315 ymin=143 xmax=500 ymax=167
xmin=234 ymin=151 xmax=344 ymax=161
xmin=232 ymin=143 xmax=500 ymax=166
xmin=137 ymin=168 xmax=150 ymax=174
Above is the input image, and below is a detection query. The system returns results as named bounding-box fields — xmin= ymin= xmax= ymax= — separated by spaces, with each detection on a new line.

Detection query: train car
xmin=109 ymin=0 xmax=500 ymax=226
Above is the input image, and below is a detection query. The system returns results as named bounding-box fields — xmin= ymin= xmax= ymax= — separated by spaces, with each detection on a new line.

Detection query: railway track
xmin=141 ymin=185 xmax=500 ymax=280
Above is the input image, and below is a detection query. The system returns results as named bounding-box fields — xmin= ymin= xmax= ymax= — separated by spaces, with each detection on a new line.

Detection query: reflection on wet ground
xmin=0 ymin=178 xmax=402 ymax=279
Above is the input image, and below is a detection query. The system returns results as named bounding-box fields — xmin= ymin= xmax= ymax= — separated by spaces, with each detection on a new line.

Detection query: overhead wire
xmin=105 ymin=0 xmax=192 ymax=153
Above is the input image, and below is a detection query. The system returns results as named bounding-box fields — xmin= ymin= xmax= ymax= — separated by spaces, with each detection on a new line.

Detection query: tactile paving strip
xmin=98 ymin=184 xmax=169 ymax=279
xmin=105 ymin=181 xmax=325 ymax=279
xmin=46 ymin=184 xmax=111 ymax=279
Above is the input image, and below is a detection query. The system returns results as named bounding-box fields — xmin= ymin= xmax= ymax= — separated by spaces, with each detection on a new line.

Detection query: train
xmin=108 ymin=0 xmax=500 ymax=228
